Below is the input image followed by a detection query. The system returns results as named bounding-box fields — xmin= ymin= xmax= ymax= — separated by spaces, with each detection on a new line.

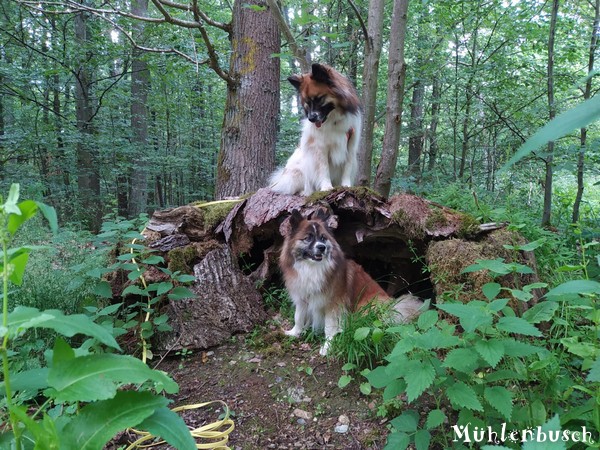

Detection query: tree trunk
xmin=427 ymin=76 xmax=441 ymax=171
xmin=128 ymin=0 xmax=150 ymax=218
xmin=573 ymin=0 xmax=599 ymax=224
xmin=542 ymin=0 xmax=559 ymax=227
xmin=357 ymin=0 xmax=385 ymax=186
xmin=216 ymin=0 xmax=280 ymax=199
xmin=74 ymin=5 xmax=102 ymax=232
xmin=373 ymin=0 xmax=409 ymax=198
xmin=408 ymin=80 xmax=425 ymax=180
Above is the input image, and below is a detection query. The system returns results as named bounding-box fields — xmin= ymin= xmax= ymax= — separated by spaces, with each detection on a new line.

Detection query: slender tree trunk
xmin=357 ymin=0 xmax=385 ymax=186
xmin=542 ymin=0 xmax=559 ymax=227
xmin=573 ymin=0 xmax=599 ymax=223
xmin=74 ymin=5 xmax=102 ymax=232
xmin=128 ymin=0 xmax=150 ymax=217
xmin=408 ymin=79 xmax=425 ymax=180
xmin=427 ymin=76 xmax=441 ymax=171
xmin=373 ymin=0 xmax=409 ymax=197
xmin=216 ymin=0 xmax=280 ymax=199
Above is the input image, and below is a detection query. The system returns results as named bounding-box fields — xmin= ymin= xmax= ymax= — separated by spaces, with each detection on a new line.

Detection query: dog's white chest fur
xmin=269 ymin=110 xmax=362 ymax=196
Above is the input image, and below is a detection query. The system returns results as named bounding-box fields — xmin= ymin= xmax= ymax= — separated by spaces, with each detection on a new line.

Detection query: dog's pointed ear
xmin=289 ymin=209 xmax=304 ymax=231
xmin=311 ymin=63 xmax=332 ymax=85
xmin=313 ymin=208 xmax=329 ymax=223
xmin=288 ymin=74 xmax=303 ymax=92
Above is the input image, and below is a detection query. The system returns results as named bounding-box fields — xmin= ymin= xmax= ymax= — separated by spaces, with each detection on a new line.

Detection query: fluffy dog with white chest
xmin=279 ymin=209 xmax=424 ymax=355
xmin=269 ymin=63 xmax=362 ymax=196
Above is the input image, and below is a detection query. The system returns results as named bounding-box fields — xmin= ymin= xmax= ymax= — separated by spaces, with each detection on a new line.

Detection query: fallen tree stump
xmin=143 ymin=187 xmax=542 ymax=351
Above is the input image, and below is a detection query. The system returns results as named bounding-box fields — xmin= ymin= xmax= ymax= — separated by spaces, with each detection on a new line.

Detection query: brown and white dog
xmin=280 ymin=209 xmax=424 ymax=355
xmin=269 ymin=64 xmax=362 ymax=196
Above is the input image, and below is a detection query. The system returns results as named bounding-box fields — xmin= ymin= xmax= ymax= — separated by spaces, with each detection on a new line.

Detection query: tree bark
xmin=427 ymin=76 xmax=441 ymax=171
xmin=542 ymin=0 xmax=559 ymax=227
xmin=356 ymin=0 xmax=385 ymax=186
xmin=128 ymin=0 xmax=151 ymax=218
xmin=373 ymin=0 xmax=409 ymax=198
xmin=408 ymin=79 xmax=425 ymax=180
xmin=573 ymin=0 xmax=599 ymax=224
xmin=216 ymin=0 xmax=280 ymax=199
xmin=74 ymin=5 xmax=102 ymax=232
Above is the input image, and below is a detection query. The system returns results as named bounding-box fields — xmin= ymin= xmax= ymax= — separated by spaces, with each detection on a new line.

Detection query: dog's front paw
xmin=284 ymin=327 xmax=302 ymax=338
xmin=319 ymin=183 xmax=334 ymax=191
xmin=319 ymin=341 xmax=331 ymax=356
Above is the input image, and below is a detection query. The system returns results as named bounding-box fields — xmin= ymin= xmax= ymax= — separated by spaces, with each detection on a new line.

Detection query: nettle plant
xmin=0 ymin=185 xmax=196 ymax=450
xmin=70 ymin=214 xmax=195 ymax=360
xmin=354 ymin=256 xmax=599 ymax=449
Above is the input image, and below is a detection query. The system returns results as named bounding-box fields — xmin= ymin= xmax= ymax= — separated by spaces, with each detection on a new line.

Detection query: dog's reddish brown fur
xmin=280 ymin=209 xmax=422 ymax=355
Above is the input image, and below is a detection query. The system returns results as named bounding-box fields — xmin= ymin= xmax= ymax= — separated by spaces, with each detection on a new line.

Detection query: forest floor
xmin=114 ymin=315 xmax=393 ymax=450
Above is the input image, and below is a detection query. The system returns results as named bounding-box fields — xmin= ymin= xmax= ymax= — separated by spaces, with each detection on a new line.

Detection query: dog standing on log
xmin=280 ymin=209 xmax=424 ymax=355
xmin=269 ymin=64 xmax=362 ymax=196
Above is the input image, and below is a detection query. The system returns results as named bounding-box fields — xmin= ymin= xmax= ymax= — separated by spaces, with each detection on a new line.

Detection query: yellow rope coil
xmin=128 ymin=232 xmax=234 ymax=449
xmin=125 ymin=401 xmax=234 ymax=450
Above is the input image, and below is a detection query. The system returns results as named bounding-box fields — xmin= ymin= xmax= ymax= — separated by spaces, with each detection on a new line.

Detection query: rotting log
xmin=141 ymin=187 xmax=541 ymax=351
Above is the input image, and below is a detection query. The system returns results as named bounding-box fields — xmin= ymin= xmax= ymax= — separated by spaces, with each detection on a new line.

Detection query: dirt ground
xmin=123 ymin=319 xmax=393 ymax=450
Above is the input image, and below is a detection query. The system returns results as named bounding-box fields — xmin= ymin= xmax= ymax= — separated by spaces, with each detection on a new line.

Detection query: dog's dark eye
xmin=303 ymin=233 xmax=313 ymax=242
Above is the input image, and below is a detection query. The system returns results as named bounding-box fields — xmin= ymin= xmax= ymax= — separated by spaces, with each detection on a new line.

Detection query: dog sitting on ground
xmin=279 ymin=209 xmax=424 ymax=355
xmin=269 ymin=64 xmax=362 ymax=196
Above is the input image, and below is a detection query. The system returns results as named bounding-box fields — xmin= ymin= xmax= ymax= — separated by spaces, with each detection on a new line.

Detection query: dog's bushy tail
xmin=268 ymin=167 xmax=303 ymax=195
xmin=391 ymin=293 xmax=425 ymax=323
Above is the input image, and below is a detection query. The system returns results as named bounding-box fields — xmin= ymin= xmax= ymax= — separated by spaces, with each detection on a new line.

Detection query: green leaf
xmin=154 ymin=282 xmax=174 ymax=296
xmin=0 ymin=368 xmax=49 ymax=396
xmin=135 ymin=406 xmax=196 ymax=450
xmin=474 ymin=339 xmax=504 ymax=368
xmin=383 ymin=379 xmax=406 ymax=401
xmin=354 ymin=327 xmax=370 ymax=341
xmin=417 ymin=310 xmax=438 ymax=330
xmin=48 ymin=353 xmax=178 ymax=402
xmin=425 ymin=409 xmax=446 ymax=429
xmin=500 ymin=338 xmax=544 ymax=357
xmin=359 ymin=382 xmax=372 ymax=395
xmin=338 ymin=375 xmax=352 ymax=389
xmin=443 ymin=348 xmax=480 ymax=373
xmin=404 ymin=359 xmax=436 ymax=403
xmin=122 ymin=285 xmax=149 ymax=297
xmin=545 ymin=280 xmax=600 ymax=299
xmin=436 ymin=302 xmax=492 ymax=332
xmin=496 ymin=316 xmax=542 ymax=337
xmin=414 ymin=429 xmax=431 ymax=450
xmin=7 ymin=200 xmax=37 ymax=235
xmin=501 ymin=94 xmax=600 ymax=170
xmin=587 ymin=356 xmax=600 ymax=382
xmin=484 ymin=386 xmax=513 ymax=420
xmin=60 ymin=391 xmax=169 ymax=450
xmin=35 ymin=201 xmax=58 ymax=233
xmin=167 ymin=286 xmax=196 ymax=300
xmin=93 ymin=281 xmax=113 ymax=299
xmin=7 ymin=307 xmax=120 ymax=350
xmin=482 ymin=283 xmax=501 ymax=300
xmin=390 ymin=410 xmax=418 ymax=432
xmin=522 ymin=415 xmax=566 ymax=450
xmin=8 ymin=250 xmax=29 ymax=286
xmin=142 ymin=255 xmax=164 ymax=265
xmin=462 ymin=258 xmax=511 ymax=275
xmin=371 ymin=327 xmax=384 ymax=344
xmin=384 ymin=431 xmax=410 ymax=450
xmin=446 ymin=381 xmax=483 ymax=411
xmin=522 ymin=301 xmax=558 ymax=323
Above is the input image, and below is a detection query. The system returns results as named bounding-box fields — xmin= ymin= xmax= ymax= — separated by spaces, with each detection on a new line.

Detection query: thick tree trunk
xmin=573 ymin=0 xmax=599 ymax=223
xmin=357 ymin=0 xmax=385 ymax=187
xmin=216 ymin=0 xmax=280 ymax=199
xmin=128 ymin=0 xmax=150 ymax=218
xmin=74 ymin=6 xmax=102 ymax=232
xmin=542 ymin=0 xmax=559 ymax=227
xmin=373 ymin=0 xmax=409 ymax=197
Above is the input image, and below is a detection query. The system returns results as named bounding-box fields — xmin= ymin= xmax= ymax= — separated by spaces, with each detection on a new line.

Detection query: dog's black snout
xmin=307 ymin=112 xmax=320 ymax=123
xmin=315 ymin=243 xmax=327 ymax=253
